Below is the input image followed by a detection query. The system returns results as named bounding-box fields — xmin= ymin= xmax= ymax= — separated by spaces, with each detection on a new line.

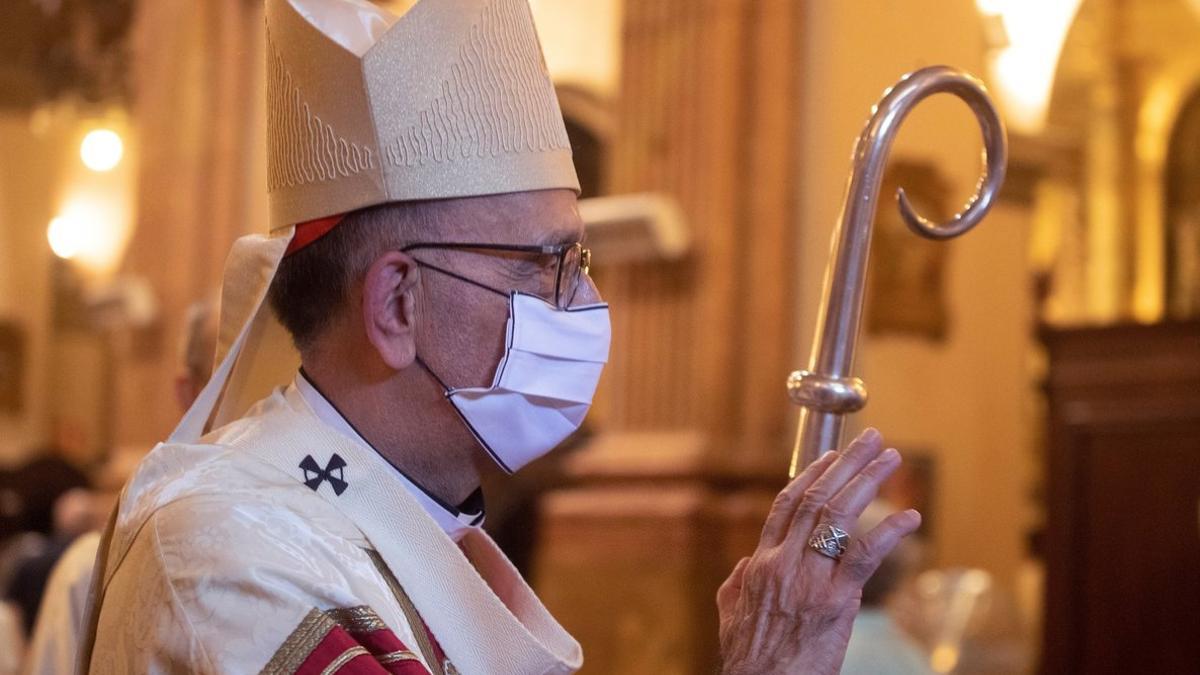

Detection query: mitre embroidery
xmin=267 ymin=29 xmax=377 ymax=191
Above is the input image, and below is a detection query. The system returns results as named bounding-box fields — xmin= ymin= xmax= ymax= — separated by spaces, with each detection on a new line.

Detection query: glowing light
xmin=528 ymin=0 xmax=623 ymax=97
xmin=930 ymin=644 xmax=960 ymax=673
xmin=47 ymin=215 xmax=89 ymax=260
xmin=80 ymin=129 xmax=124 ymax=172
xmin=976 ymin=0 xmax=1083 ymax=134
xmin=46 ymin=198 xmax=127 ymax=273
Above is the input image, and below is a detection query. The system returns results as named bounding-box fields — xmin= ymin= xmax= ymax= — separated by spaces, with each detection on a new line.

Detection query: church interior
xmin=1 ymin=0 xmax=1198 ymax=673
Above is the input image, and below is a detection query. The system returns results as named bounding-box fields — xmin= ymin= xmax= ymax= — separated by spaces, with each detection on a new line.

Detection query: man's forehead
xmin=438 ymin=189 xmax=583 ymax=244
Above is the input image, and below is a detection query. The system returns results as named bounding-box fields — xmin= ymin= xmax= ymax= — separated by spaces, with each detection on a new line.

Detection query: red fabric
xmin=293 ymin=625 xmax=432 ymax=675
xmin=285 ymin=214 xmax=345 ymax=256
xmin=421 ymin=622 xmax=450 ymax=666
xmin=294 ymin=626 xmax=386 ymax=674
xmin=353 ymin=626 xmax=413 ymax=663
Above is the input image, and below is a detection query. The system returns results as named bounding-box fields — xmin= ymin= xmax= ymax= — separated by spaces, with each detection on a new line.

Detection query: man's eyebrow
xmin=535 ymin=224 xmax=585 ymax=246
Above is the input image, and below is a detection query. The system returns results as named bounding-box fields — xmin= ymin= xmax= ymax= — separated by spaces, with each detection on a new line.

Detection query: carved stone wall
xmin=593 ymin=0 xmax=799 ymax=460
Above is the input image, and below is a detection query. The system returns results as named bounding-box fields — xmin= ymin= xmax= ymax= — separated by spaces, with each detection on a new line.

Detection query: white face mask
xmin=427 ymin=292 xmax=611 ymax=473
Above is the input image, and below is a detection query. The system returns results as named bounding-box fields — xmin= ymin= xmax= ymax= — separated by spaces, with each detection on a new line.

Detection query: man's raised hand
xmin=717 ymin=428 xmax=922 ymax=675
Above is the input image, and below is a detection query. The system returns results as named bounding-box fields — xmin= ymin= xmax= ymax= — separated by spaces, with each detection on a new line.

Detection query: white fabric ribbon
xmin=288 ymin=0 xmax=398 ymax=57
xmin=171 ymin=227 xmax=296 ymax=443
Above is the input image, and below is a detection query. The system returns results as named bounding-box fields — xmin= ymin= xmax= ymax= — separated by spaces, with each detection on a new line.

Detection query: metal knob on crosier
xmin=787 ymin=65 xmax=1009 ymax=477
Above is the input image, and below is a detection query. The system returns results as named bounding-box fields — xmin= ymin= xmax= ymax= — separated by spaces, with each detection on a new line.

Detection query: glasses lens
xmin=558 ymin=244 xmax=582 ymax=308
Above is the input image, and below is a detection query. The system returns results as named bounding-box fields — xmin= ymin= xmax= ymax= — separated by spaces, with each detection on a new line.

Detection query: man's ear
xmin=361 ymin=251 xmax=420 ymax=370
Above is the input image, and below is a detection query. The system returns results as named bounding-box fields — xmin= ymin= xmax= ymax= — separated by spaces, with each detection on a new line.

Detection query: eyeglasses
xmin=401 ymin=241 xmax=592 ymax=309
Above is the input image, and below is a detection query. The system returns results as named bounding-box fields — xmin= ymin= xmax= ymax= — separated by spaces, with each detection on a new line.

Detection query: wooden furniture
xmin=1040 ymin=321 xmax=1200 ymax=675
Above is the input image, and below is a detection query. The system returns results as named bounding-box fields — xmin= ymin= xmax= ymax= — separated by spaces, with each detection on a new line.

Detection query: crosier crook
xmin=788 ymin=65 xmax=1009 ymax=476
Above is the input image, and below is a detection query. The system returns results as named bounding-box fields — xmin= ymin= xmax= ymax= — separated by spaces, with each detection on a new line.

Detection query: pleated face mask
xmin=435 ymin=292 xmax=611 ymax=473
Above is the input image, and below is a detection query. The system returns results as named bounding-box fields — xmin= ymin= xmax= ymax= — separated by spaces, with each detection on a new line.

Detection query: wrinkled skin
xmin=717 ymin=428 xmax=921 ymax=675
xmin=305 ymin=189 xmax=595 ymax=507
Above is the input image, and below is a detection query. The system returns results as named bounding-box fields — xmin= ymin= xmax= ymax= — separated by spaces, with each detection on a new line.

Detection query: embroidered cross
xmin=300 ymin=453 xmax=348 ymax=495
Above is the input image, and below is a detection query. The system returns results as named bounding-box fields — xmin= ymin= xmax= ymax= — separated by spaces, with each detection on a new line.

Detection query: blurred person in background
xmin=0 ymin=453 xmax=89 ymax=635
xmin=0 ymin=454 xmax=89 ymax=554
xmin=173 ymin=296 xmax=219 ymax=413
xmin=841 ymin=499 xmax=932 ymax=675
xmin=19 ymin=451 xmax=140 ymax=675
xmin=20 ymin=297 xmax=217 ymax=675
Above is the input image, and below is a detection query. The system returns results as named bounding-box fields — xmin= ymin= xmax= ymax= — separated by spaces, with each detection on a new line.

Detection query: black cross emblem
xmin=300 ymin=453 xmax=348 ymax=496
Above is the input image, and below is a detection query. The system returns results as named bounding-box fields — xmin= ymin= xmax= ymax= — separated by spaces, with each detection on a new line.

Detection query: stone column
xmin=535 ymin=1 xmax=803 ymax=671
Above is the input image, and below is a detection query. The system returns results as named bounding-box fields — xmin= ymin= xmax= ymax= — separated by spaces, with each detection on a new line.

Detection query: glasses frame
xmin=401 ymin=241 xmax=591 ymax=309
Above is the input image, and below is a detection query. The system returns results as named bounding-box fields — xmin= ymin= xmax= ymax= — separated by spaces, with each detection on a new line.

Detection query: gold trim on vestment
xmin=377 ymin=650 xmax=422 ymax=664
xmin=261 ymin=605 xmax=399 ymax=674
xmin=260 ymin=608 xmax=338 ymax=675
xmin=326 ymin=606 xmax=388 ymax=633
xmin=319 ymin=646 xmax=370 ymax=675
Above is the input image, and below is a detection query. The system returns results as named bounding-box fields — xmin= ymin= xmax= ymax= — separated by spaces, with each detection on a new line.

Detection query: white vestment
xmin=82 ymin=383 xmax=582 ymax=674
xmin=24 ymin=531 xmax=100 ymax=675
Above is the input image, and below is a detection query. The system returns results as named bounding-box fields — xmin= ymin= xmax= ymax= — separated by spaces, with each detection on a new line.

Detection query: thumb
xmin=717 ymin=557 xmax=751 ymax=614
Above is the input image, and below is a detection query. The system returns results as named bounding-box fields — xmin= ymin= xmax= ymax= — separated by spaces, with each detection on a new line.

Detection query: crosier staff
xmin=787 ymin=65 xmax=1008 ymax=477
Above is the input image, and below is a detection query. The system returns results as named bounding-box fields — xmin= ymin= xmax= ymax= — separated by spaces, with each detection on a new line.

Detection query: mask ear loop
xmin=413 ymin=353 xmax=517 ymax=474
xmin=414 ymin=354 xmax=452 ymax=393
xmin=409 ymin=258 xmax=509 ymax=395
xmin=412 ymin=290 xmax=518 ymax=397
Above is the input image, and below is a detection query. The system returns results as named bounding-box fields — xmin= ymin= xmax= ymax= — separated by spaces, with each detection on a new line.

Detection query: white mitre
xmin=172 ymin=0 xmax=579 ymax=443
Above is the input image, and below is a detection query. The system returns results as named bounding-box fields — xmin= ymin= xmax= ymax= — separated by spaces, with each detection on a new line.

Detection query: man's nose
xmin=571 ymin=274 xmax=603 ymax=306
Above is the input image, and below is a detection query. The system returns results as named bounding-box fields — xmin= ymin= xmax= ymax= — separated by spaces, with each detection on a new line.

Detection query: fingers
xmin=717 ymin=557 xmax=750 ymax=615
xmin=786 ymin=428 xmax=886 ymax=542
xmin=819 ymin=447 xmax=903 ymax=533
xmin=835 ymin=509 xmax=922 ymax=586
xmin=759 ymin=450 xmax=839 ymax=549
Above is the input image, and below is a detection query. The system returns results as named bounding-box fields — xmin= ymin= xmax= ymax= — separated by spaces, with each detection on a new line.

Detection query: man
xmin=82 ymin=1 xmax=921 ymax=673
xmin=172 ymin=296 xmax=219 ymax=412
xmin=0 ymin=454 xmax=88 ymax=634
xmin=23 ymin=297 xmax=217 ymax=675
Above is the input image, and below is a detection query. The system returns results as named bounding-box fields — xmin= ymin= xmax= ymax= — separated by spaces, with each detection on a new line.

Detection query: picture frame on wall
xmin=866 ymin=159 xmax=954 ymax=342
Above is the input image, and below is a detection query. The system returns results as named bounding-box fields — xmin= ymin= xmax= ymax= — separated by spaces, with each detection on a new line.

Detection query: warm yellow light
xmin=528 ymin=0 xmax=623 ymax=97
xmin=46 ymin=199 xmax=125 ymax=273
xmin=80 ymin=128 xmax=124 ymax=172
xmin=930 ymin=644 xmax=960 ymax=673
xmin=47 ymin=215 xmax=88 ymax=260
xmin=975 ymin=0 xmax=1005 ymax=14
xmin=977 ymin=0 xmax=1083 ymax=134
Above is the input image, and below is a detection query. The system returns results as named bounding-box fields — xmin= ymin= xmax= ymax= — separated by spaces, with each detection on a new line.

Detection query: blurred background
xmin=0 ymin=1 xmax=1198 ymax=673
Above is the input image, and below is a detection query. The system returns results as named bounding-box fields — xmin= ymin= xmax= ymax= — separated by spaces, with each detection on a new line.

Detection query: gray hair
xmin=267 ymin=201 xmax=441 ymax=352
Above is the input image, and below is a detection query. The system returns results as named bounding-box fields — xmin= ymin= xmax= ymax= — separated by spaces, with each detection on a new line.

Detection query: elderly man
xmin=23 ymin=297 xmax=217 ymax=675
xmin=81 ymin=1 xmax=920 ymax=673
